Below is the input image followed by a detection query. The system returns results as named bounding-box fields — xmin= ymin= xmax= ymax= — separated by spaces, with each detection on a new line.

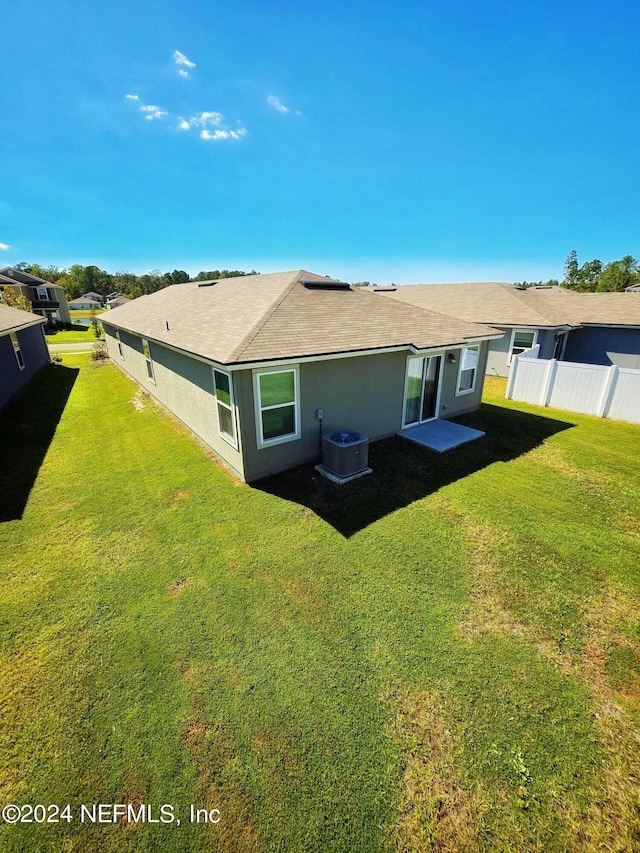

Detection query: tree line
xmin=12 ymin=262 xmax=258 ymax=301
xmin=562 ymin=251 xmax=639 ymax=292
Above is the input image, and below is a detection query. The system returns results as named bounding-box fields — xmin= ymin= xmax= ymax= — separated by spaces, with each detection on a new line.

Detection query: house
xmin=82 ymin=291 xmax=105 ymax=304
xmin=69 ymin=296 xmax=100 ymax=311
xmin=0 ymin=267 xmax=71 ymax=325
xmin=0 ymin=304 xmax=49 ymax=410
xmin=105 ymin=295 xmax=130 ymax=309
xmin=101 ymin=270 xmax=502 ymax=482
xmin=377 ymin=283 xmax=640 ymax=376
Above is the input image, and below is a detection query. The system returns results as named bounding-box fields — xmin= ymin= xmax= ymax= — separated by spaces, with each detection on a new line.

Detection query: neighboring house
xmin=69 ymin=296 xmax=101 ymax=310
xmin=105 ymin=295 xmax=130 ymax=309
xmin=0 ymin=267 xmax=71 ymax=324
xmin=378 ymin=283 xmax=640 ymax=376
xmin=559 ymin=292 xmax=640 ymax=367
xmin=83 ymin=291 xmax=105 ymax=304
xmin=0 ymin=304 xmax=49 ymax=410
xmin=102 ymin=270 xmax=502 ymax=482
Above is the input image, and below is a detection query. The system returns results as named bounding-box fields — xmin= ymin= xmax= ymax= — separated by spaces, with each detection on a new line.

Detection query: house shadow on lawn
xmin=0 ymin=363 xmax=79 ymax=522
xmin=253 ymin=404 xmax=574 ymax=537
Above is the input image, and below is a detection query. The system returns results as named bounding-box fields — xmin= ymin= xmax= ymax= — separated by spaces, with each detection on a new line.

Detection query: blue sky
xmin=1 ymin=0 xmax=639 ymax=283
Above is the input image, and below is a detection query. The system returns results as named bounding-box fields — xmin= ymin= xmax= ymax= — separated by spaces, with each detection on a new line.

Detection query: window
xmin=508 ymin=329 xmax=537 ymax=365
xmin=457 ymin=345 xmax=479 ymax=394
xmin=254 ymin=367 xmax=299 ymax=447
xmin=10 ymin=332 xmax=25 ymax=370
xmin=116 ymin=330 xmax=124 ymax=358
xmin=213 ymin=369 xmax=237 ymax=448
xmin=142 ymin=338 xmax=155 ymax=383
xmin=36 ymin=286 xmax=49 ymax=301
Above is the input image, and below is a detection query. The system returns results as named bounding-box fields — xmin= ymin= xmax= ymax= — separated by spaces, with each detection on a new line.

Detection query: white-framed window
xmin=142 ymin=338 xmax=155 ymax=384
xmin=213 ymin=368 xmax=238 ymax=448
xmin=253 ymin=366 xmax=300 ymax=448
xmin=36 ymin=286 xmax=49 ymax=301
xmin=456 ymin=345 xmax=479 ymax=395
xmin=10 ymin=332 xmax=25 ymax=370
xmin=508 ymin=329 xmax=538 ymax=365
xmin=116 ymin=329 xmax=124 ymax=359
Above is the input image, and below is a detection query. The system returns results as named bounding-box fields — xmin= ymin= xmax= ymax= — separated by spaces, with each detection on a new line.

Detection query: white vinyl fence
xmin=506 ymin=348 xmax=640 ymax=424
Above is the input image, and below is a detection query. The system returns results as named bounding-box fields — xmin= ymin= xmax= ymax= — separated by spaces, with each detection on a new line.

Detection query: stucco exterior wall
xmin=563 ymin=326 xmax=640 ymax=366
xmin=0 ymin=324 xmax=49 ymax=409
xmin=103 ymin=326 xmax=246 ymax=478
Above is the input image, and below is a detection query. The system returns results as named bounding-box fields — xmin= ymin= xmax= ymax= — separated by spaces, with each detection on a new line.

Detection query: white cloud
xmin=267 ymin=95 xmax=289 ymax=113
xmin=177 ymin=117 xmax=191 ymax=130
xmin=140 ymin=104 xmax=168 ymax=120
xmin=201 ymin=127 xmax=247 ymax=141
xmin=0 ymin=242 xmax=10 ymax=251
xmin=125 ymin=93 xmax=140 ymax=101
xmin=173 ymin=50 xmax=196 ymax=77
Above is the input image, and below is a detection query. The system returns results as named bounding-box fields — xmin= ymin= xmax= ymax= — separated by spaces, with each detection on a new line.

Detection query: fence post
xmin=597 ymin=364 xmax=619 ymax=418
xmin=506 ymin=353 xmax=518 ymax=399
xmin=540 ymin=359 xmax=558 ymax=407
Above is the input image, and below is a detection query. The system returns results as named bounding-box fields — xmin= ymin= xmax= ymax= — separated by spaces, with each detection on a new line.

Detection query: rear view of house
xmin=101 ymin=270 xmax=502 ymax=481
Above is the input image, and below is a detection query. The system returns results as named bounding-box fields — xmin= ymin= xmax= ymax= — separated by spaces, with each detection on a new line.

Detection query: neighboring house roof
xmin=0 ymin=304 xmax=47 ymax=335
xmin=106 ymin=295 xmax=130 ymax=307
xmin=379 ymin=282 xmax=640 ymax=329
xmin=69 ymin=296 xmax=95 ymax=305
xmin=0 ymin=266 xmax=49 ymax=285
xmin=101 ymin=270 xmax=501 ymax=365
xmin=568 ymin=292 xmax=640 ymax=327
xmin=379 ymin=282 xmax=579 ymax=328
xmin=82 ymin=291 xmax=104 ymax=299
xmin=0 ymin=267 xmax=67 ymax=294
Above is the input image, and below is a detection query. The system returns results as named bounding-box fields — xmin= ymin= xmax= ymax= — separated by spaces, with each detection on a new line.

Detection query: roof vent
xmin=301 ymin=280 xmax=351 ymax=290
xmin=197 ymin=281 xmax=217 ymax=288
xmin=373 ymin=286 xmax=397 ymax=292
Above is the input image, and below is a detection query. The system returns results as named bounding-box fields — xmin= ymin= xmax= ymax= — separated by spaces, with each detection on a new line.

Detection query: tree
xmin=578 ymin=259 xmax=603 ymax=291
xmin=597 ymin=255 xmax=640 ymax=292
xmin=90 ymin=306 xmax=101 ymax=339
xmin=0 ymin=286 xmax=31 ymax=312
xmin=563 ymin=250 xmax=580 ymax=289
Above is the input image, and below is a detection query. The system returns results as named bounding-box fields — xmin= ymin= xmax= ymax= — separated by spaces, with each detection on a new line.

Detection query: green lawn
xmin=0 ymin=365 xmax=638 ymax=852
xmin=46 ymin=324 xmax=103 ymax=344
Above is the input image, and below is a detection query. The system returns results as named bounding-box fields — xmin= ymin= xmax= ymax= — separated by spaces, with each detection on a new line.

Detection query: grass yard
xmin=46 ymin=324 xmax=103 ymax=344
xmin=0 ymin=364 xmax=638 ymax=852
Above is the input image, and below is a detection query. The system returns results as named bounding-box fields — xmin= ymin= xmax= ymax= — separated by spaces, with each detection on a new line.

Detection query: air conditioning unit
xmin=322 ymin=430 xmax=369 ymax=478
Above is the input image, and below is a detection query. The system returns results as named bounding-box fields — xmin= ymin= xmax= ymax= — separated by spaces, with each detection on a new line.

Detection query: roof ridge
xmin=228 ymin=270 xmax=306 ymax=361
xmin=499 ymin=283 xmax=564 ymax=326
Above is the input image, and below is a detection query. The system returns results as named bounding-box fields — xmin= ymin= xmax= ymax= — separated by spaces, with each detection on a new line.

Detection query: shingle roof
xmin=101 ymin=270 xmax=501 ymax=365
xmin=379 ymin=282 xmax=640 ymax=328
xmin=0 ymin=304 xmax=47 ymax=334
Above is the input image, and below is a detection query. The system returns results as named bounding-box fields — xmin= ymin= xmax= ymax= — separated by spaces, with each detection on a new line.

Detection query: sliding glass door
xmin=403 ymin=355 xmax=442 ymax=427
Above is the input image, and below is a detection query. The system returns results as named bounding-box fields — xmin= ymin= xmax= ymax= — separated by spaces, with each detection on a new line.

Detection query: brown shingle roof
xmin=380 ymin=282 xmax=579 ymax=327
xmin=0 ymin=304 xmax=47 ymax=334
xmin=380 ymin=282 xmax=640 ymax=328
xmin=101 ymin=270 xmax=501 ymax=364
